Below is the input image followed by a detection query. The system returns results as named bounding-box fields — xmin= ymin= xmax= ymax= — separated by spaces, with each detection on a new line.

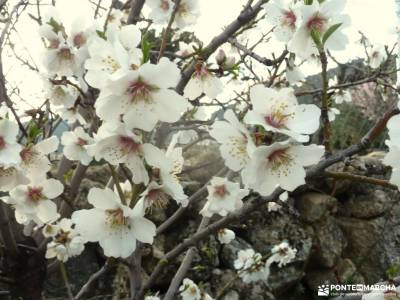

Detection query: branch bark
xmin=127 ymin=0 xmax=146 ymax=25
xmin=175 ymin=0 xmax=267 ymax=94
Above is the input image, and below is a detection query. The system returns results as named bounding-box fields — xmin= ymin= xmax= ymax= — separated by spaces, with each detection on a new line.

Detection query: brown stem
xmin=127 ymin=0 xmax=146 ymax=25
xmin=157 ymin=0 xmax=181 ymax=62
xmin=325 ymin=171 xmax=398 ymax=190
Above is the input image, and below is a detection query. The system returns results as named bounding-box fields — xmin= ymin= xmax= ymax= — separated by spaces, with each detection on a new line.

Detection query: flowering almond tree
xmin=0 ymin=0 xmax=398 ymax=299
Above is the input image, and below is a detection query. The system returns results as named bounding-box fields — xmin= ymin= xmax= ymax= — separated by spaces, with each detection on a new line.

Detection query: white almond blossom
xmin=137 ymin=143 xmax=188 ymax=209
xmin=179 ymin=278 xmax=201 ymax=300
xmin=210 ymin=109 xmax=256 ymax=172
xmin=215 ymin=49 xmax=235 ymax=69
xmin=5 ymin=178 xmax=63 ymax=225
xmin=87 ymin=123 xmax=160 ymax=184
xmin=184 ymin=63 xmax=223 ymax=100
xmin=332 ymin=89 xmax=352 ymax=104
xmin=67 ymin=16 xmax=96 ymax=53
xmin=368 ymin=45 xmax=386 ymax=69
xmin=217 ymin=228 xmax=235 ymax=244
xmin=146 ymin=0 xmax=173 ymax=24
xmin=107 ymin=9 xmax=125 ymax=26
xmin=0 ymin=166 xmax=29 ymax=192
xmin=268 ymin=202 xmax=282 ymax=212
xmin=263 ymin=0 xmax=301 ymax=42
xmin=242 ymin=141 xmax=324 ymax=196
xmin=72 ymin=187 xmax=156 ymax=258
xmin=57 ymin=106 xmax=87 ymax=125
xmin=85 ymin=25 xmax=142 ymax=89
xmin=288 ymin=0 xmax=351 ymax=59
xmin=174 ymin=0 xmax=200 ymax=28
xmin=43 ymin=218 xmax=85 ymax=262
xmin=244 ymin=84 xmax=320 ymax=142
xmin=42 ymin=39 xmax=84 ymax=77
xmin=0 ymin=119 xmax=21 ymax=166
xmin=266 ymin=241 xmax=297 ymax=268
xmin=329 ymin=76 xmax=352 ymax=104
xmin=19 ymin=136 xmax=59 ymax=180
xmin=286 ymin=58 xmax=305 ymax=85
xmin=328 ymin=107 xmax=340 ymax=122
xmin=177 ymin=41 xmax=196 ymax=57
xmin=145 ymin=296 xmax=160 ymax=300
xmin=234 ymin=249 xmax=270 ymax=283
xmin=44 ymin=81 xmax=78 ymax=108
xmin=96 ymin=57 xmax=190 ymax=131
xmin=61 ymin=127 xmax=94 ymax=165
xmin=200 ymin=177 xmax=249 ymax=217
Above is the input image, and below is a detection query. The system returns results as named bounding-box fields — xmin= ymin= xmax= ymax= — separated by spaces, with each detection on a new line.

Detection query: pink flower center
xmin=0 ymin=136 xmax=6 ymax=150
xmin=194 ymin=63 xmax=210 ymax=80
xmin=213 ymin=184 xmax=229 ymax=198
xmin=58 ymin=47 xmax=74 ymax=60
xmin=73 ymin=33 xmax=86 ymax=48
xmin=264 ymin=110 xmax=291 ymax=129
xmin=118 ymin=136 xmax=141 ymax=153
xmin=127 ymin=80 xmax=153 ymax=102
xmin=76 ymin=138 xmax=88 ymax=147
xmin=20 ymin=147 xmax=34 ymax=162
xmin=27 ymin=186 xmax=44 ymax=202
xmin=306 ymin=14 xmax=327 ymax=32
xmin=55 ymin=230 xmax=71 ymax=244
xmin=160 ymin=0 xmax=170 ymax=11
xmin=145 ymin=188 xmax=169 ymax=209
xmin=267 ymin=148 xmax=293 ymax=173
xmin=106 ymin=208 xmax=129 ymax=227
xmin=282 ymin=10 xmax=297 ymax=28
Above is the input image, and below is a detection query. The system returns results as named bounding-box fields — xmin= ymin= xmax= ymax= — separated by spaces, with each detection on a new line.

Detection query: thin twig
xmin=157 ymin=0 xmax=181 ymax=62
xmin=325 ymin=171 xmax=398 ymax=190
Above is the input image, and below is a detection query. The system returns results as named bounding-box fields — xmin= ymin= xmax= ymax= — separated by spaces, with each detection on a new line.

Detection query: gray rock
xmin=338 ymin=217 xmax=390 ymax=283
xmin=306 ymin=259 xmax=364 ymax=291
xmin=311 ymin=216 xmax=346 ymax=268
xmin=339 ymin=189 xmax=387 ymax=219
xmin=296 ymin=193 xmax=338 ymax=223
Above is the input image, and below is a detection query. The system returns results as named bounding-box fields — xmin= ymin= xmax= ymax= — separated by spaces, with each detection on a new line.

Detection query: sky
xmin=2 ymin=0 xmax=399 ymax=110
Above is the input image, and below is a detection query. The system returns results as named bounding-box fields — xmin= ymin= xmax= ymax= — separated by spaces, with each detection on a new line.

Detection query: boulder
xmin=311 ymin=216 xmax=346 ymax=268
xmin=296 ymin=193 xmax=338 ymax=223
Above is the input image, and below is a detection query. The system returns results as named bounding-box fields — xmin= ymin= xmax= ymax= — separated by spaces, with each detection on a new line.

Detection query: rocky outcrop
xmin=43 ymin=152 xmax=400 ymax=300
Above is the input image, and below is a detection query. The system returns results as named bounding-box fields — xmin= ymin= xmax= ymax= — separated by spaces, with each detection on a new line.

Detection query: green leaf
xmin=304 ymin=0 xmax=313 ymax=4
xmin=141 ymin=33 xmax=153 ymax=64
xmin=322 ymin=23 xmax=342 ymax=45
xmin=310 ymin=29 xmax=322 ymax=49
xmin=27 ymin=121 xmax=41 ymax=141
xmin=47 ymin=17 xmax=64 ymax=34
xmin=96 ymin=30 xmax=107 ymax=40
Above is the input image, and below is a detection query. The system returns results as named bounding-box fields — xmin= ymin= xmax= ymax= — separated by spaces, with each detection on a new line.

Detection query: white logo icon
xmin=318 ymin=285 xmax=330 ymax=296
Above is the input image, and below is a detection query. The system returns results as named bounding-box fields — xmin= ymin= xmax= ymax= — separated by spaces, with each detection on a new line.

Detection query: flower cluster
xmin=234 ymin=242 xmax=297 ymax=284
xmin=234 ymin=249 xmax=270 ymax=283
xmin=264 ymin=0 xmax=351 ymax=59
xmin=43 ymin=218 xmax=85 ymax=262
xmin=179 ymin=278 xmax=213 ymax=300
xmin=211 ymin=85 xmax=324 ymax=197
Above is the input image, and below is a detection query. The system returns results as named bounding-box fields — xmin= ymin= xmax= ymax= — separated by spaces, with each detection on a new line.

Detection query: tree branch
xmin=175 ymin=0 xmax=267 ymax=94
xmin=127 ymin=0 xmax=145 ymax=25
